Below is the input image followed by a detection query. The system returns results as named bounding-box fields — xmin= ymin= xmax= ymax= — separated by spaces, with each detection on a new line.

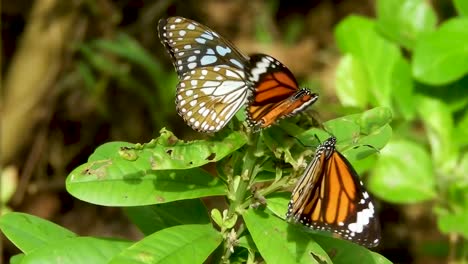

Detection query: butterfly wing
xmin=158 ymin=17 xmax=251 ymax=132
xmin=246 ymin=54 xmax=318 ymax=129
xmin=287 ymin=137 xmax=381 ymax=248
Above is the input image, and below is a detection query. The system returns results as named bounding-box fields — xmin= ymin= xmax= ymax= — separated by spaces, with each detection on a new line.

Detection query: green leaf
xmin=109 ymin=224 xmax=222 ymax=264
xmin=210 ymin=208 xmax=223 ymax=229
xmin=436 ymin=182 xmax=468 ymax=239
xmin=89 ymin=129 xmax=247 ymax=170
xmin=262 ymin=128 xmax=301 ymax=169
xmin=0 ymin=212 xmax=76 ymax=253
xmin=358 ymin=107 xmax=393 ymax=135
xmin=368 ymin=139 xmax=436 ymax=203
xmin=438 ymin=210 xmax=468 ymax=237
xmin=67 ymin=164 xmax=226 ymax=206
xmin=266 ymin=192 xmax=290 ymax=219
xmin=413 ymin=18 xmax=468 ymax=85
xmin=237 ymin=234 xmax=257 ymax=251
xmin=297 ymin=107 xmax=393 ymax=162
xmin=124 ymin=199 xmax=210 ymax=235
xmin=416 ymin=95 xmax=458 ymax=173
xmin=335 ymin=16 xmax=408 ymax=110
xmin=311 ymin=235 xmax=392 ymax=264
xmin=454 ymin=0 xmax=468 ymax=16
xmin=20 ymin=237 xmax=132 ymax=264
xmin=335 ymin=54 xmax=369 ymax=108
xmin=243 ymin=209 xmax=332 ymax=264
xmin=10 ymin=254 xmax=24 ymax=264
xmin=376 ymin=0 xmax=437 ymax=49
xmin=390 ymin=58 xmax=415 ymax=120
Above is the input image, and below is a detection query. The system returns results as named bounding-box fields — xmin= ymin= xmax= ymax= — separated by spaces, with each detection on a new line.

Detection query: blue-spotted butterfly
xmin=287 ymin=136 xmax=381 ymax=248
xmin=158 ymin=16 xmax=318 ymax=133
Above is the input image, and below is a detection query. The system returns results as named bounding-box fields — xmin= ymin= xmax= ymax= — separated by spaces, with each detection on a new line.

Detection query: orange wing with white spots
xmin=287 ymin=137 xmax=381 ymax=248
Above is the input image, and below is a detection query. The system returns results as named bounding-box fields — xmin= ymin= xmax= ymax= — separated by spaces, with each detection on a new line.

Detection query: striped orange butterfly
xmin=246 ymin=54 xmax=318 ymax=130
xmin=158 ymin=16 xmax=318 ymax=133
xmin=287 ymin=136 xmax=381 ymax=248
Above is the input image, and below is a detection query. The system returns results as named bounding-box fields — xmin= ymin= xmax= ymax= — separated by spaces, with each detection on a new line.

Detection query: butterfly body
xmin=158 ymin=17 xmax=318 ymax=132
xmin=287 ymin=137 xmax=381 ymax=248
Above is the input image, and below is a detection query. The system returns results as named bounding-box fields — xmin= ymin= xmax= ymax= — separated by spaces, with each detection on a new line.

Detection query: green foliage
xmin=109 ymin=225 xmax=223 ymax=264
xmin=3 ymin=1 xmax=467 ymax=262
xmin=77 ymin=33 xmax=179 ymax=131
xmin=0 ymin=213 xmax=76 ymax=253
xmin=413 ymin=18 xmax=468 ymax=85
xmin=335 ymin=0 xmax=468 ymax=260
xmin=1 ymin=108 xmax=392 ymax=263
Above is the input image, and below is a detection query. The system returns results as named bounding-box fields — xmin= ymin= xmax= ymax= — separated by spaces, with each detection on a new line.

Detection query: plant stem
xmin=221 ymin=133 xmax=259 ymax=263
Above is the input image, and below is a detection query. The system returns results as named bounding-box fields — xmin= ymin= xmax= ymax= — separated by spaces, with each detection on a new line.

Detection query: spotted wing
xmin=158 ymin=16 xmax=249 ymax=77
xmin=158 ymin=17 xmax=251 ymax=132
xmin=287 ymin=137 xmax=381 ymax=248
xmin=246 ymin=54 xmax=318 ymax=129
xmin=175 ymin=66 xmax=249 ymax=132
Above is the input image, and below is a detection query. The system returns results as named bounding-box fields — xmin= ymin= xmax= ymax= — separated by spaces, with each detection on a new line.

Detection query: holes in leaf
xmin=206 ymin=152 xmax=216 ymax=161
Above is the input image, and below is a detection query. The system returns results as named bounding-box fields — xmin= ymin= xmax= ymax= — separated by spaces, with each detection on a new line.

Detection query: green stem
xmin=228 ymin=133 xmax=259 ymax=216
xmin=221 ymin=133 xmax=260 ymax=263
xmin=238 ymin=174 xmax=291 ymax=210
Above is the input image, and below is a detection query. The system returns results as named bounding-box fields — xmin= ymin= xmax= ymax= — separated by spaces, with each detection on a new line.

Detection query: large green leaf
xmin=369 ymin=139 xmax=436 ymax=203
xmin=124 ymin=199 xmax=211 ymax=235
xmin=335 ymin=54 xmax=369 ymax=108
xmin=243 ymin=209 xmax=331 ymax=264
xmin=416 ymin=95 xmax=458 ymax=173
xmin=109 ymin=224 xmax=222 ymax=264
xmin=312 ymin=235 xmax=392 ymax=264
xmin=376 ymin=0 xmax=437 ymax=49
xmin=0 ymin=212 xmax=76 ymax=253
xmin=67 ymin=165 xmax=226 ymax=206
xmin=88 ymin=129 xmax=247 ymax=170
xmin=335 ymin=16 xmax=414 ymax=119
xmin=20 ymin=237 xmax=132 ymax=264
xmin=413 ymin=18 xmax=468 ymax=85
xmin=244 ymin=209 xmax=390 ymax=263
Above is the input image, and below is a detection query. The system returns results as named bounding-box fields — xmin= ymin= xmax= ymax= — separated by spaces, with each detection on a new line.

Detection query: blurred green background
xmin=2 ymin=0 xmax=467 ymax=263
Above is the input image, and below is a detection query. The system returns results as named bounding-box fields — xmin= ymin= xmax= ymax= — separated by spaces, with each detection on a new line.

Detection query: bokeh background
xmin=1 ymin=0 xmax=464 ymax=263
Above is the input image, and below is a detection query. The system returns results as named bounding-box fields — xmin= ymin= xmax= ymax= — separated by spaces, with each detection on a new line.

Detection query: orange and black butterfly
xmin=158 ymin=16 xmax=318 ymax=133
xmin=287 ymin=136 xmax=381 ymax=248
xmin=246 ymin=54 xmax=318 ymax=130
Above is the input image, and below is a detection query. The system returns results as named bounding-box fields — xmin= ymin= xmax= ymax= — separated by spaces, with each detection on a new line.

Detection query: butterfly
xmin=158 ymin=16 xmax=318 ymax=133
xmin=286 ymin=136 xmax=381 ymax=248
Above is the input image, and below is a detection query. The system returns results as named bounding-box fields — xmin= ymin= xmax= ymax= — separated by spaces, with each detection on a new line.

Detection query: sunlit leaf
xmin=20 ymin=237 xmax=132 ymax=264
xmin=0 ymin=213 xmax=76 ymax=253
xmin=416 ymin=95 xmax=458 ymax=173
xmin=109 ymin=224 xmax=222 ymax=264
xmin=369 ymin=139 xmax=436 ymax=203
xmin=243 ymin=209 xmax=331 ymax=264
xmin=413 ymin=18 xmax=468 ymax=85
xmin=335 ymin=16 xmax=410 ymax=111
xmin=67 ymin=165 xmax=226 ymax=206
xmin=376 ymin=0 xmax=437 ymax=49
xmin=335 ymin=54 xmax=369 ymax=108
